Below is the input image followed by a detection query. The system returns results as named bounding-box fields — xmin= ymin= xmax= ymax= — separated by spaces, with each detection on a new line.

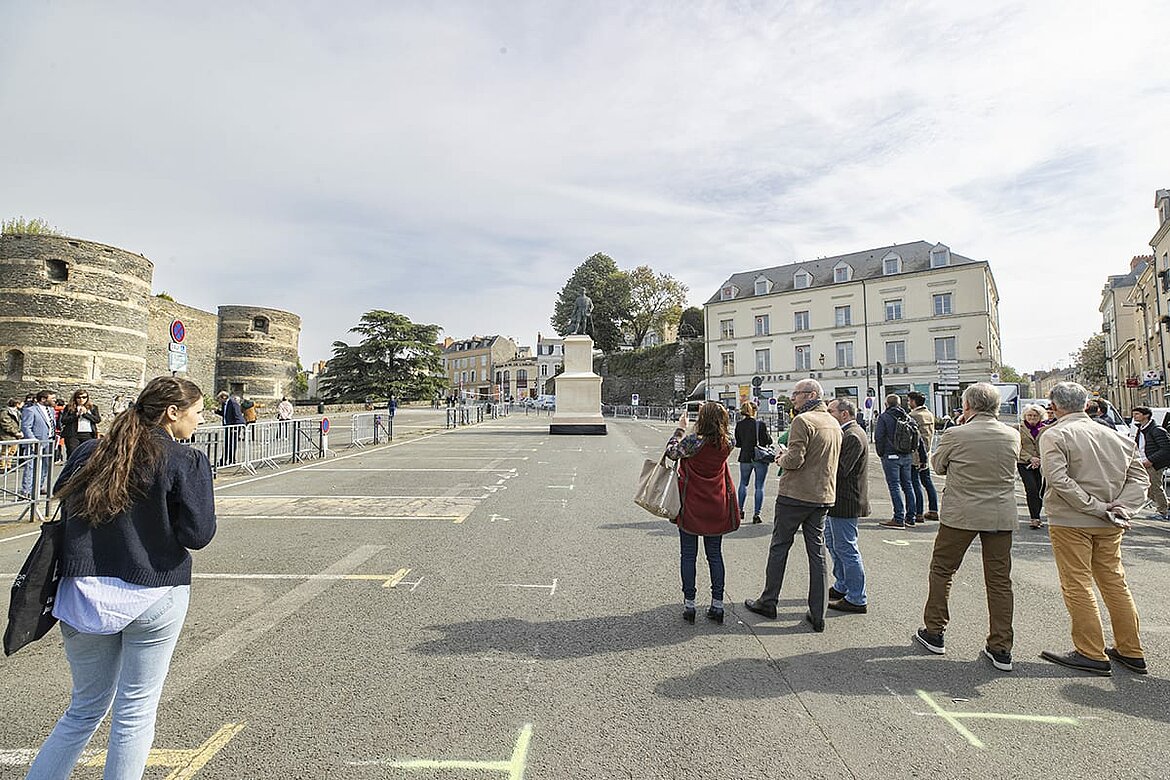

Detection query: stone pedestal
xmin=550 ymin=335 xmax=607 ymax=435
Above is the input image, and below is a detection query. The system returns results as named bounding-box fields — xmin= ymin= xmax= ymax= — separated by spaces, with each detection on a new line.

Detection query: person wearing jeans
xmin=874 ymin=394 xmax=919 ymax=527
xmin=824 ymin=398 xmax=869 ymax=612
xmin=733 ymin=401 xmax=772 ymax=524
xmin=908 ymin=391 xmax=939 ymax=522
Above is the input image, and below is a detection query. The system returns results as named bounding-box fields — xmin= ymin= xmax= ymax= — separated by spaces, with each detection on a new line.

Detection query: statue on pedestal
xmin=568 ymin=288 xmax=594 ymax=336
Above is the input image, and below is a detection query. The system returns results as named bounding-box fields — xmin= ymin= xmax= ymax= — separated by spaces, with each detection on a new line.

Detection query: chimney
xmin=1132 ymin=254 xmax=1153 ymax=272
xmin=1157 ymin=189 xmax=1170 ymax=226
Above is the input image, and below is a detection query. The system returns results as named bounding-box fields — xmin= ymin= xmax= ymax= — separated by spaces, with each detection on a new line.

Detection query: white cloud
xmin=1 ymin=0 xmax=1168 ymax=370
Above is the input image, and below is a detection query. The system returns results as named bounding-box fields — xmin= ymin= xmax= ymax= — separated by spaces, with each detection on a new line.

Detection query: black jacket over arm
xmin=733 ymin=417 xmax=772 ymax=463
xmin=1141 ymin=422 xmax=1170 ymax=470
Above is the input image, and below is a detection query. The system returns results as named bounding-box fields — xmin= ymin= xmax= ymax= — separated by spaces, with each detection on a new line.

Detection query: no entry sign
xmin=170 ymin=319 xmax=186 ymax=343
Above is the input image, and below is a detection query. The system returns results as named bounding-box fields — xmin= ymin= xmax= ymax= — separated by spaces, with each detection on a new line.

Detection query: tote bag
xmin=753 ymin=420 xmax=776 ymax=463
xmin=634 ymin=453 xmax=681 ymax=520
xmin=4 ymin=511 xmax=64 ymax=656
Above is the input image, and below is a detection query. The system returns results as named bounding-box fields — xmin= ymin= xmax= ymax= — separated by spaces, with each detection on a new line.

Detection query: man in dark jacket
xmin=1132 ymin=406 xmax=1170 ymax=519
xmin=825 ymin=398 xmax=869 ymax=613
xmin=215 ymin=390 xmax=245 ymax=465
xmin=1085 ymin=400 xmax=1117 ymax=430
xmin=874 ymin=394 xmax=919 ymax=527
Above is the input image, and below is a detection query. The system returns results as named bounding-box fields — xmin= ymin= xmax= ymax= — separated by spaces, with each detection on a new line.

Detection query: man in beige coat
xmin=1039 ymin=381 xmax=1150 ymax=675
xmin=914 ymin=383 xmax=1020 ymax=672
xmin=745 ymin=379 xmax=841 ymax=631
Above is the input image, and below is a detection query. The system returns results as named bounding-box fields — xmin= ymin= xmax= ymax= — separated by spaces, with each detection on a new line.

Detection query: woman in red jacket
xmin=665 ymin=402 xmax=740 ymax=623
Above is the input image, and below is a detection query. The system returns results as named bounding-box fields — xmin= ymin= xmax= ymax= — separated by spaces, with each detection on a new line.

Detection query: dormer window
xmin=930 ymin=243 xmax=951 ymax=268
xmin=754 ymin=276 xmax=771 ymax=296
xmin=794 ymin=271 xmax=812 ymax=290
xmin=833 ymin=263 xmax=852 ymax=283
xmin=882 ymin=253 xmax=902 ymax=275
xmin=720 ymin=284 xmax=739 ymax=301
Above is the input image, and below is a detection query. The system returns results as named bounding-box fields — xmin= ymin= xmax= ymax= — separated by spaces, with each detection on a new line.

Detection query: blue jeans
xmin=912 ymin=466 xmax=938 ymax=515
xmin=679 ymin=529 xmax=725 ymax=601
xmin=20 ymin=445 xmax=52 ymax=497
xmin=824 ymin=516 xmax=867 ymax=605
xmin=737 ymin=461 xmax=769 ymax=517
xmin=881 ymin=454 xmax=917 ymax=522
xmin=28 ymin=586 xmax=191 ymax=780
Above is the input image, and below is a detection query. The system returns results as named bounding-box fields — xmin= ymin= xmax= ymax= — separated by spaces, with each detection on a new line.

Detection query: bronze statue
xmin=568 ymin=288 xmax=594 ymax=336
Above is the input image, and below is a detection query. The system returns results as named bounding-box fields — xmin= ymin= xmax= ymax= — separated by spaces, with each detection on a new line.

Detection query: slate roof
xmin=704 ymin=241 xmax=983 ymax=305
xmin=443 ymin=335 xmax=499 ymax=353
xmin=1106 ymin=258 xmax=1149 ymax=290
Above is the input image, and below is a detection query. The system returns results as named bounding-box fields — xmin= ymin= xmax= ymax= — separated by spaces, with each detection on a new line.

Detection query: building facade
xmin=441 ymin=335 xmax=518 ymax=401
xmin=1100 ymin=256 xmax=1148 ymax=411
xmin=703 ymin=241 xmax=1001 ymax=415
xmin=534 ymin=333 xmax=564 ymax=395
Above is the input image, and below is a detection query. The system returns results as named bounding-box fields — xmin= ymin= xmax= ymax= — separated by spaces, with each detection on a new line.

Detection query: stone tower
xmin=215 ymin=305 xmax=301 ymax=401
xmin=0 ymin=234 xmax=153 ymax=412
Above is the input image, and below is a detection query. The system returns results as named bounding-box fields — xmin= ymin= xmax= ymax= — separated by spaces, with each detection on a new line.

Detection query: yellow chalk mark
xmin=916 ymin=690 xmax=1082 ymax=749
xmin=383 ymin=568 xmax=411 ymax=588
xmin=916 ymin=691 xmax=985 ymax=748
xmin=80 ymin=723 xmax=245 ymax=777
xmin=353 ymin=723 xmax=533 ymax=778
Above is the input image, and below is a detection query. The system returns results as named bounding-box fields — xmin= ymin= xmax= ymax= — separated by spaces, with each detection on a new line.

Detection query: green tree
xmin=2 ymin=216 xmax=61 ymax=236
xmin=997 ymin=364 xmax=1030 ymax=396
xmin=552 ymin=253 xmax=631 ymax=353
xmin=1074 ymin=333 xmax=1107 ymax=390
xmin=625 ymin=265 xmax=688 ymax=348
xmin=319 ymin=311 xmax=446 ymax=402
xmin=291 ymin=358 xmax=309 ymax=398
xmin=678 ymin=306 xmax=704 ymax=340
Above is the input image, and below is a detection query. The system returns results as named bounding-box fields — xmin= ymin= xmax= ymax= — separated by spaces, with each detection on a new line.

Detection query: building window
xmin=45 ymin=259 xmax=69 ymax=282
xmin=794 ymin=310 xmax=810 ymax=331
xmin=517 ymin=370 xmax=528 ymax=388
xmin=5 ymin=349 xmax=24 ymax=382
xmin=720 ymin=285 xmax=738 ymax=301
xmin=230 ymin=382 xmax=245 ymax=395
xmin=835 ymin=341 xmax=854 ymax=368
xmin=934 ymin=336 xmax=957 ymax=361
xmin=930 ymin=245 xmax=950 ymax=268
xmin=794 ymin=271 xmax=811 ymax=290
xmin=252 ymin=316 xmax=270 ymax=334
xmin=932 ymin=293 xmax=953 ymax=316
xmin=481 ymin=355 xmax=487 ymax=365
xmin=721 ymin=351 xmax=735 ymax=376
xmin=754 ymin=277 xmax=770 ymax=295
xmin=756 ymin=349 xmax=771 ymax=372
xmin=720 ymin=319 xmax=735 ymax=339
xmin=885 ymin=299 xmax=903 ymax=321
xmin=795 ymin=345 xmax=811 ymax=371
xmin=833 ymin=264 xmax=852 ymax=283
xmin=754 ymin=314 xmax=770 ymax=336
xmin=834 ymin=305 xmax=852 ymax=327
xmin=886 ymin=340 xmax=906 ymax=364
xmin=882 ymin=254 xmax=902 ymax=275
xmin=541 ymin=364 xmax=549 ymax=377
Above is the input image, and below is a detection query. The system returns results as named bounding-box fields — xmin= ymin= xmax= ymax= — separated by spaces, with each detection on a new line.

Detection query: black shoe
xmin=752 ymin=514 xmax=762 ymax=524
xmin=983 ymin=646 xmax=1013 ymax=672
xmin=804 ymin=612 xmax=825 ymax=632
xmin=683 ymin=606 xmax=696 ymax=623
xmin=743 ymin=598 xmax=777 ymax=619
xmin=706 ymin=606 xmax=725 ymax=624
xmin=1040 ymin=649 xmax=1111 ymax=676
xmin=828 ymin=598 xmax=867 ymax=614
xmin=740 ymin=510 xmax=745 ymax=520
xmin=1105 ymin=647 xmax=1148 ymax=674
xmin=828 ymin=586 xmax=845 ymax=601
xmin=914 ymin=628 xmax=946 ymax=655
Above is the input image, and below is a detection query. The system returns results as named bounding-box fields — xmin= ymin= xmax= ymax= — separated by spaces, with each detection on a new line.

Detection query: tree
xmin=625 ymin=265 xmax=688 ymax=348
xmin=319 ymin=310 xmax=446 ymax=402
xmin=997 ymin=364 xmax=1030 ymax=396
xmin=552 ymin=253 xmax=631 ymax=353
xmin=2 ymin=216 xmax=61 ymax=236
xmin=678 ymin=306 xmax=704 ymax=340
xmin=1074 ymin=333 xmax=1107 ymax=390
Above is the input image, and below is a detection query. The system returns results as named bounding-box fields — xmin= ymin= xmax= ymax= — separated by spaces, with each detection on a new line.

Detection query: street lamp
xmin=818 ymin=353 xmax=826 ymax=368
xmin=704 ymin=363 xmax=710 ymax=401
xmin=976 ymin=341 xmax=985 ymax=358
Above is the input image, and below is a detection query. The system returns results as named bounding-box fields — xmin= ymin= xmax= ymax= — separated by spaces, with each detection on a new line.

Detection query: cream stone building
xmin=440 ymin=335 xmax=517 ymax=401
xmin=703 ymin=241 xmax=1001 ymax=416
xmin=1100 ymin=257 xmax=1148 ymax=411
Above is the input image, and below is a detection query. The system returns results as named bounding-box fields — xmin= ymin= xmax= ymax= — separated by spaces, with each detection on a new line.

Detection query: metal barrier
xmin=350 ymin=413 xmax=395 ymax=447
xmin=0 ymin=439 xmax=56 ymax=522
xmin=187 ymin=419 xmax=327 ymax=476
xmin=602 ymin=405 xmax=675 ymax=422
xmin=445 ymin=406 xmax=491 ymax=428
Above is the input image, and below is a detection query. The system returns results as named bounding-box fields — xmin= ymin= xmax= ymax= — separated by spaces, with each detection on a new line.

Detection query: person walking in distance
xmin=664 ymin=402 xmax=740 ymax=624
xmin=875 ymin=394 xmax=919 ymax=527
xmin=1018 ymin=404 xmax=1048 ymax=529
xmin=59 ymin=389 xmax=102 ymax=459
xmin=25 ymin=376 xmax=217 ymax=779
xmin=1130 ymin=406 xmax=1170 ymax=520
xmin=744 ymin=379 xmax=841 ymax=632
xmin=1039 ymin=382 xmax=1150 ymax=676
xmin=733 ymin=401 xmax=772 ymax=524
xmin=824 ymin=398 xmax=870 ymax=614
xmin=906 ymin=391 xmax=939 ymax=522
xmin=914 ymin=383 xmax=1020 ymax=672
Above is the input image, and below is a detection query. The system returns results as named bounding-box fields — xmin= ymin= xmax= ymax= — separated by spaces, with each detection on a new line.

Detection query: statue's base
xmin=550 ymin=422 xmax=608 ymax=436
xmin=549 ymin=335 xmax=606 ymax=435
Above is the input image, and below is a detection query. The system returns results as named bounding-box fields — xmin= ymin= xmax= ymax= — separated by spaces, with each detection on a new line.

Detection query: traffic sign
xmin=170 ymin=319 xmax=186 ymax=343
xmin=168 ymin=343 xmax=187 ymax=354
xmin=321 ymin=418 xmax=330 ymax=434
xmin=768 ymin=397 xmax=777 ymax=406
xmin=631 ymin=393 xmax=640 ymax=406
xmin=751 ymin=376 xmax=763 ymax=387
xmin=167 ymin=351 xmax=188 ymax=373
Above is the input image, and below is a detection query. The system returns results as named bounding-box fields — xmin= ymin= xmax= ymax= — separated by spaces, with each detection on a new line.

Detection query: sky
xmin=2 ymin=1 xmax=1169 ymax=372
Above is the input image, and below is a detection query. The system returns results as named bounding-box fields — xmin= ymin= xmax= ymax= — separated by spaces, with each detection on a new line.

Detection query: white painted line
xmin=497 ymin=580 xmax=558 ymax=594
xmin=191 ymin=568 xmax=411 ymax=588
xmin=547 ymin=485 xmax=574 ymax=490
xmin=217 ymin=495 xmax=489 ymax=501
xmin=0 ymin=530 xmax=40 ymax=545
xmin=307 ymin=468 xmax=516 ymax=473
xmin=219 ymin=514 xmax=466 ymax=522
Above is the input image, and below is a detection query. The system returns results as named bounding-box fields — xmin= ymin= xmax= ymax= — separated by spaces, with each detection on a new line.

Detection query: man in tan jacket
xmin=1039 ymin=381 xmax=1150 ymax=676
xmin=745 ymin=379 xmax=841 ymax=631
xmin=914 ymin=383 xmax=1020 ymax=672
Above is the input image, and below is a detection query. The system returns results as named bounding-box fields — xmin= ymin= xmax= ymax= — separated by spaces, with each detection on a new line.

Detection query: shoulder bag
xmin=753 ymin=421 xmax=776 ymax=464
xmin=4 ymin=505 xmax=64 ymax=656
xmin=634 ymin=453 xmax=681 ymax=520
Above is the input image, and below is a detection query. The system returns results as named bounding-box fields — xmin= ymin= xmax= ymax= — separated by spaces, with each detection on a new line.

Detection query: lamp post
xmin=704 ymin=362 xmax=710 ymax=401
xmin=818 ymin=353 xmax=826 ymax=369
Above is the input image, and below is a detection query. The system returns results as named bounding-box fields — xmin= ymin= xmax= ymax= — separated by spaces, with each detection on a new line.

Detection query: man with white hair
xmin=744 ymin=379 xmax=841 ymax=632
xmin=1039 ymin=382 xmax=1150 ymax=675
xmin=914 ymin=383 xmax=1020 ymax=672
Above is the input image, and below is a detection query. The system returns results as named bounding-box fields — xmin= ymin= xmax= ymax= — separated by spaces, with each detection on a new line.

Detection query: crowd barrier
xmin=189 ymin=418 xmax=327 ymax=476
xmin=0 ymin=439 xmax=57 ymax=522
xmin=350 ymin=413 xmax=394 ymax=447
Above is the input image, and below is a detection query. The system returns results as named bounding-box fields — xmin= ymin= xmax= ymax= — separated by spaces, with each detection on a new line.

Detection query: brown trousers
xmin=923 ymin=524 xmax=1014 ymax=654
xmin=1048 ymin=525 xmax=1143 ymax=661
xmin=1143 ymin=464 xmax=1167 ymax=514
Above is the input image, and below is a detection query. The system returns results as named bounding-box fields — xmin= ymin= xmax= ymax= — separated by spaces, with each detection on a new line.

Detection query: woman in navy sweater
xmin=27 ymin=376 xmax=216 ymax=779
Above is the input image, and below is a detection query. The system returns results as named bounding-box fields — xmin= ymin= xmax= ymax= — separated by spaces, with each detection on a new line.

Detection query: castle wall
xmin=215 ymin=305 xmax=301 ymax=400
xmin=146 ymin=298 xmax=218 ymax=396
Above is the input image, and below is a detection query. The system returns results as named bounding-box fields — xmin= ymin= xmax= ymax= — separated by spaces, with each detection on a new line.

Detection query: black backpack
xmin=891 ymin=413 xmax=919 ymax=455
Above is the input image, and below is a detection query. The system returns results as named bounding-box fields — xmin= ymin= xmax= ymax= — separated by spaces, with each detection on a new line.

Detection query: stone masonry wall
xmin=146 ymin=297 xmax=218 ymax=396
xmin=215 ymin=305 xmax=301 ymax=400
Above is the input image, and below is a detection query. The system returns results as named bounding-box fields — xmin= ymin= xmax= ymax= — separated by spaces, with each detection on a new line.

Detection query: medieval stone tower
xmin=215 ymin=305 xmax=301 ymax=401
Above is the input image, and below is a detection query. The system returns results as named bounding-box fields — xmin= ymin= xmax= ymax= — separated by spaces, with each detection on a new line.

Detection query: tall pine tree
xmin=319 ymin=310 xmax=446 ymax=402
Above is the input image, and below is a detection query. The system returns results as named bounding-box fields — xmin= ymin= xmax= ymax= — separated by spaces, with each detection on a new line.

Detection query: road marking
xmin=0 ymin=723 xmax=245 ymax=775
xmin=915 ymin=690 xmax=1081 ymax=749
xmin=193 ymin=568 xmax=411 ymax=588
xmin=307 ymin=468 xmax=517 ymax=473
xmin=218 ymin=514 xmax=467 ymax=522
xmin=547 ymin=485 xmax=574 ymax=490
xmin=222 ymin=494 xmax=490 ymax=500
xmin=498 ymin=579 xmax=558 ymax=595
xmin=0 ymin=529 xmax=40 ymax=545
xmin=348 ymin=723 xmax=533 ymax=779
xmin=488 ymin=514 xmax=511 ymax=523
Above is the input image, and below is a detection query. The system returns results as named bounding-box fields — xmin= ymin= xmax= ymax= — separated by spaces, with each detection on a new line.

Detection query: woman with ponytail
xmin=27 ymin=376 xmax=216 ymax=780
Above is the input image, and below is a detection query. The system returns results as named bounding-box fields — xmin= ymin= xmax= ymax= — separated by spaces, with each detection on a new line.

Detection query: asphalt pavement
xmin=1 ymin=410 xmax=1168 ymax=779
